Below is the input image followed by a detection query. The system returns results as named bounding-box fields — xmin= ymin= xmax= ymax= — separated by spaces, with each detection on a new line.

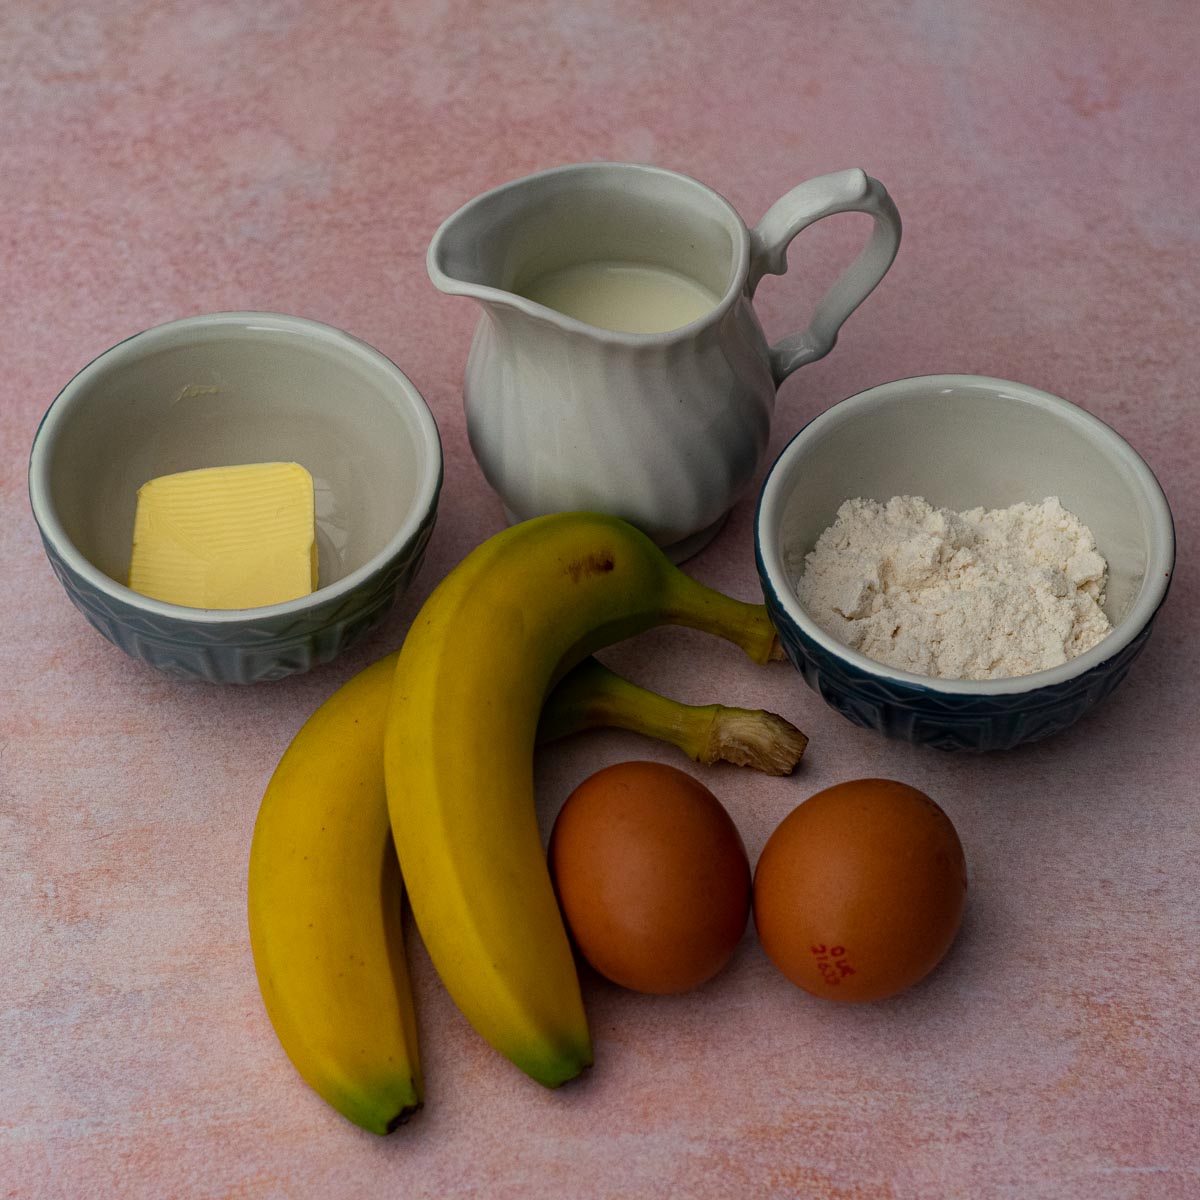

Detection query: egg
xmin=549 ymin=760 xmax=751 ymax=994
xmin=753 ymin=778 xmax=967 ymax=1002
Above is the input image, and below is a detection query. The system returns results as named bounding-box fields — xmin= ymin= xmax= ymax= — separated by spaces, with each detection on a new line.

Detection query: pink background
xmin=3 ymin=2 xmax=1197 ymax=1197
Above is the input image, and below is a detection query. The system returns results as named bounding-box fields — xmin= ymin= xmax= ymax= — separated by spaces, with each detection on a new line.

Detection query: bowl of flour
xmin=755 ymin=375 xmax=1175 ymax=751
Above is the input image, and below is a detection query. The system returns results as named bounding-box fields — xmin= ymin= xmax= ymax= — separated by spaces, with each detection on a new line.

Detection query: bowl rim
xmin=28 ymin=311 xmax=443 ymax=625
xmin=755 ymin=373 xmax=1176 ymax=696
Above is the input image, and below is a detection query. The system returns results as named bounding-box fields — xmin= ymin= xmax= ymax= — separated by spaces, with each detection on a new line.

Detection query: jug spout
xmin=426 ymin=177 xmax=546 ymax=310
xmin=426 ymin=207 xmax=497 ymax=302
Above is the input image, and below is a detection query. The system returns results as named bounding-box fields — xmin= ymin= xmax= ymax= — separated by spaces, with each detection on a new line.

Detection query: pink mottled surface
xmin=3 ymin=2 xmax=1198 ymax=1197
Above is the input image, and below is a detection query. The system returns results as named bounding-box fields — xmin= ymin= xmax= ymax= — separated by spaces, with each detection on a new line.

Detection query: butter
xmin=128 ymin=462 xmax=319 ymax=609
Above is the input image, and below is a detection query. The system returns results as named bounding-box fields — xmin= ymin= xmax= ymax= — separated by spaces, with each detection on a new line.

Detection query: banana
xmin=249 ymin=654 xmax=421 ymax=1137
xmin=384 ymin=512 xmax=781 ymax=1088
xmin=250 ymin=640 xmax=803 ymax=1133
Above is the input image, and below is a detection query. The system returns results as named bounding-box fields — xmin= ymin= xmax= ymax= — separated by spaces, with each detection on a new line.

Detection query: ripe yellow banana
xmin=250 ymin=638 xmax=803 ymax=1134
xmin=249 ymin=654 xmax=421 ymax=1137
xmin=384 ymin=512 xmax=782 ymax=1088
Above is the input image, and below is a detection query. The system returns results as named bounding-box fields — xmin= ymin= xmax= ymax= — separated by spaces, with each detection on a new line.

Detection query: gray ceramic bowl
xmin=755 ymin=375 xmax=1175 ymax=751
xmin=29 ymin=312 xmax=442 ymax=684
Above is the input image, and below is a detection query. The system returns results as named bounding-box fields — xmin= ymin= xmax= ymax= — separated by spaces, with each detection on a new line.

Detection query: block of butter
xmin=128 ymin=462 xmax=319 ymax=609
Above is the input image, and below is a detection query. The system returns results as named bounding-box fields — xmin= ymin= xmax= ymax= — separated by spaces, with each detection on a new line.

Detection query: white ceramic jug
xmin=428 ymin=162 xmax=901 ymax=560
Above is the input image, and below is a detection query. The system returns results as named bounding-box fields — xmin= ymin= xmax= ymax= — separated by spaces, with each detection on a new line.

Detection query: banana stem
xmin=663 ymin=579 xmax=784 ymax=665
xmin=538 ymin=657 xmax=806 ymax=776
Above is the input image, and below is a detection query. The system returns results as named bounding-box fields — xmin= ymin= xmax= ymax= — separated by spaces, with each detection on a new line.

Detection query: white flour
xmin=792 ymin=496 xmax=1112 ymax=680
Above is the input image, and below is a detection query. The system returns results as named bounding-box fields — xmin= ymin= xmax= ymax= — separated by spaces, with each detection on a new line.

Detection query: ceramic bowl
xmin=755 ymin=375 xmax=1175 ymax=751
xmin=29 ymin=312 xmax=442 ymax=684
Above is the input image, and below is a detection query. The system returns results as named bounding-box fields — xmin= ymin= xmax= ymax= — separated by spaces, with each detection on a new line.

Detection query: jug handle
xmin=748 ymin=169 xmax=901 ymax=385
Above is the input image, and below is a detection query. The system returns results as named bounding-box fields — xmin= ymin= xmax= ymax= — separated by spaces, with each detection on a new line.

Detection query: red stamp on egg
xmin=810 ymin=943 xmax=856 ymax=985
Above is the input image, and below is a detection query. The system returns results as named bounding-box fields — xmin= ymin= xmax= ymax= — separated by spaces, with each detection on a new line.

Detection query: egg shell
xmin=753 ymin=778 xmax=967 ymax=1003
xmin=549 ymin=760 xmax=751 ymax=995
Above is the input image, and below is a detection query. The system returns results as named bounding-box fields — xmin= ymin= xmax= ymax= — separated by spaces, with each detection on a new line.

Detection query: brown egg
xmin=549 ymin=761 xmax=751 ymax=994
xmin=753 ymin=778 xmax=967 ymax=1002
